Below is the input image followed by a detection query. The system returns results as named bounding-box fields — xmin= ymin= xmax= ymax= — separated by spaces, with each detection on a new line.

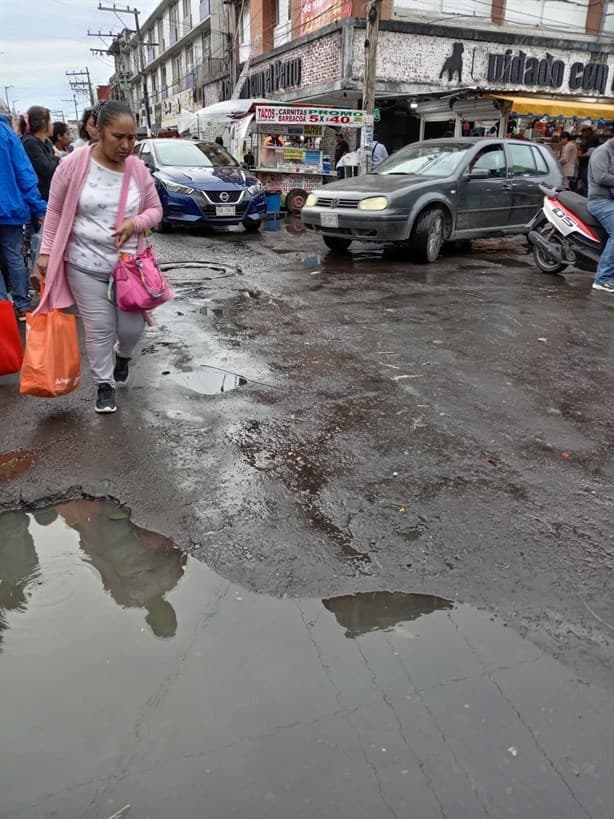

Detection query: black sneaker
xmin=95 ymin=383 xmax=117 ymax=414
xmin=113 ymin=355 xmax=131 ymax=384
xmin=592 ymin=281 xmax=614 ymax=293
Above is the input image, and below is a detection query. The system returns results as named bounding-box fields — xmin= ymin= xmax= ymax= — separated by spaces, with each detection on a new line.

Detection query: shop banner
xmin=256 ymin=106 xmax=365 ymax=127
xmin=161 ymin=89 xmax=194 ymax=128
xmin=300 ymin=0 xmax=351 ymax=37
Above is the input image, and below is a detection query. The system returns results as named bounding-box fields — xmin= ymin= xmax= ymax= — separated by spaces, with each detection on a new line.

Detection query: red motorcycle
xmin=528 ymin=185 xmax=606 ymax=274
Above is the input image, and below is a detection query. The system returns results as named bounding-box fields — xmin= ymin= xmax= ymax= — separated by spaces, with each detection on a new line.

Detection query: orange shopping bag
xmin=0 ymin=300 xmax=23 ymax=376
xmin=20 ymin=310 xmax=81 ymax=397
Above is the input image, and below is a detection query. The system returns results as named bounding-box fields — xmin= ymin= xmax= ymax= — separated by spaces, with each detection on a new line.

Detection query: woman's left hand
xmin=112 ymin=218 xmax=135 ymax=248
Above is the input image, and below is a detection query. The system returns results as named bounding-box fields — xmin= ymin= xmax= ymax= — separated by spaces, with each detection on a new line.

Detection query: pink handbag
xmin=112 ymin=161 xmax=172 ymax=312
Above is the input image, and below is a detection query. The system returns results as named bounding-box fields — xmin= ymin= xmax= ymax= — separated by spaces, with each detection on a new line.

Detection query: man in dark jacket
xmin=334 ymin=132 xmax=350 ymax=178
xmin=587 ymin=137 xmax=614 ymax=293
xmin=0 ymin=114 xmax=47 ymax=317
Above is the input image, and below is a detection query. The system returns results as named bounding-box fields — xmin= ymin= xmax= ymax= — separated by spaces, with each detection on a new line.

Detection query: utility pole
xmin=62 ymin=96 xmax=80 ymax=121
xmin=97 ymin=4 xmax=152 ymax=133
xmin=363 ymin=0 xmax=382 ymax=119
xmin=224 ymin=0 xmax=240 ymax=95
xmin=66 ymin=69 xmax=95 ymax=106
xmin=361 ymin=0 xmax=383 ymax=173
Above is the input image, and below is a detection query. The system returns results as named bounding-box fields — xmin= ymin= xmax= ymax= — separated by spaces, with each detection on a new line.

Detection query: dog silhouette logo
xmin=440 ymin=42 xmax=464 ymax=83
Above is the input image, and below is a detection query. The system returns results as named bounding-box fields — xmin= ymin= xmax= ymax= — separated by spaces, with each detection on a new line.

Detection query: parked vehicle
xmin=301 ymin=138 xmax=564 ymax=262
xmin=528 ymin=185 xmax=605 ymax=274
xmin=134 ymin=139 xmax=267 ymax=232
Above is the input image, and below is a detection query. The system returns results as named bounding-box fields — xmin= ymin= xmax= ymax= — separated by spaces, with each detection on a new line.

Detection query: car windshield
xmin=155 ymin=141 xmax=238 ymax=168
xmin=376 ymin=143 xmax=472 ymax=177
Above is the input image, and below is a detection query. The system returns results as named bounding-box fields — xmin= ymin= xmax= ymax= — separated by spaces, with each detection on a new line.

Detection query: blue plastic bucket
xmin=265 ymin=190 xmax=282 ymax=213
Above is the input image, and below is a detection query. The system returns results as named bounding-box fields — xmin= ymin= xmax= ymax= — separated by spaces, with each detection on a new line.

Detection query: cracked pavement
xmin=2 ymin=225 xmax=614 ymax=817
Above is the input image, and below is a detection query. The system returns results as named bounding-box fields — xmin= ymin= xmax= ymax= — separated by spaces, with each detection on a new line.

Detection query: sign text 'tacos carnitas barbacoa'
xmin=487 ymin=49 xmax=609 ymax=95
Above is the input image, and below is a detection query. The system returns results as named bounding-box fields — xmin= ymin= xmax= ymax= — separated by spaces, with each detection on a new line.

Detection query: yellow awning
xmin=486 ymin=94 xmax=614 ymax=119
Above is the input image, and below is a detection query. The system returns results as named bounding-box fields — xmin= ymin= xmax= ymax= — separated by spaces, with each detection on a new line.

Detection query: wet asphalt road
xmin=2 ymin=221 xmax=614 ymax=817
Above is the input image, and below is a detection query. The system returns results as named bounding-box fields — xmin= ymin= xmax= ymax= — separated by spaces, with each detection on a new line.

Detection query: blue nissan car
xmin=135 ymin=138 xmax=267 ymax=232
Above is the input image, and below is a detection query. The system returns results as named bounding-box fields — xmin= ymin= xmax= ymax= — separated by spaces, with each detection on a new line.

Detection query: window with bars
xmin=169 ymin=3 xmax=179 ymax=44
xmin=173 ymin=54 xmax=183 ymax=88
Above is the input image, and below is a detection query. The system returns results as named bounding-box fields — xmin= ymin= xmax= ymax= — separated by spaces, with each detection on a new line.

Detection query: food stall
xmin=230 ymin=104 xmax=372 ymax=212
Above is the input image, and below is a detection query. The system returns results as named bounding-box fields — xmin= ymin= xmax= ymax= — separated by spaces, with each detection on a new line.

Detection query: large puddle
xmin=1 ymin=502 xmax=612 ymax=819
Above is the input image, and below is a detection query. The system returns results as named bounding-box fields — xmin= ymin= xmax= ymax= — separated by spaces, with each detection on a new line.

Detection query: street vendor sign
xmin=255 ymin=106 xmax=365 ymax=127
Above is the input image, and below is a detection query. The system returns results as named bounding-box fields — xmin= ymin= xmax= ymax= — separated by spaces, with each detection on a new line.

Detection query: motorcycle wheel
xmin=533 ymin=224 xmax=570 ymax=275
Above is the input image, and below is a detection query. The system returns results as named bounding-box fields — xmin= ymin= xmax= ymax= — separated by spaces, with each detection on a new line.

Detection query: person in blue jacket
xmin=0 ymin=113 xmax=47 ymax=318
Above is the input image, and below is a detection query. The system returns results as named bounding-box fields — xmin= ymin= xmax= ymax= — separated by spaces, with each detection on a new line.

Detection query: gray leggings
xmin=67 ymin=264 xmax=145 ymax=387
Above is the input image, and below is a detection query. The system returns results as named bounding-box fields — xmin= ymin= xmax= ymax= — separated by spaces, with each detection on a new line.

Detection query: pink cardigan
xmin=37 ymin=146 xmax=163 ymax=313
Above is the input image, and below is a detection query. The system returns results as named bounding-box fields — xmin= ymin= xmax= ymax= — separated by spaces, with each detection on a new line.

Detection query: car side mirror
xmin=468 ymin=168 xmax=491 ymax=179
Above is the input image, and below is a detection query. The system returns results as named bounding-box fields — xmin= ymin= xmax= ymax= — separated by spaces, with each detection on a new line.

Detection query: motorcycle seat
xmin=557 ymin=191 xmax=603 ymax=229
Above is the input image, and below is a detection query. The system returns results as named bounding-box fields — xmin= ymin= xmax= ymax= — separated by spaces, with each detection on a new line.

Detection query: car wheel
xmin=411 ymin=208 xmax=446 ymax=263
xmin=323 ymin=236 xmax=352 ymax=252
xmin=243 ymin=220 xmax=262 ymax=233
xmin=286 ymin=188 xmax=308 ymax=213
xmin=532 ymin=224 xmax=569 ymax=274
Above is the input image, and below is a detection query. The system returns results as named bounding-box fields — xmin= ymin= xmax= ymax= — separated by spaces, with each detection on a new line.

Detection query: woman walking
xmin=36 ymin=101 xmax=162 ymax=414
xmin=19 ymin=106 xmax=59 ymax=203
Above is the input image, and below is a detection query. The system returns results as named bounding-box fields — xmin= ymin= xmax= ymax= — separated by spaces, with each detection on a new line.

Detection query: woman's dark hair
xmin=52 ymin=121 xmax=69 ymax=144
xmin=79 ymin=107 xmax=95 ymax=140
xmin=561 ymin=131 xmax=571 ymax=141
xmin=18 ymin=105 xmax=50 ymax=136
xmin=94 ymin=100 xmax=134 ymax=129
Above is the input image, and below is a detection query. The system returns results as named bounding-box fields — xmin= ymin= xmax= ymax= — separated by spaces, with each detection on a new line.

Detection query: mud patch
xmin=0 ymin=450 xmax=39 ymax=481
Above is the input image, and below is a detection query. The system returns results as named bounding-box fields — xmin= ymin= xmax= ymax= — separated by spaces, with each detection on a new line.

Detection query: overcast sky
xmin=0 ymin=0 xmax=158 ymax=121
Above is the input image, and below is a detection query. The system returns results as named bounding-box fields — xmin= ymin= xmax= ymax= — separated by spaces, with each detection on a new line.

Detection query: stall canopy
xmin=487 ymin=94 xmax=614 ymax=120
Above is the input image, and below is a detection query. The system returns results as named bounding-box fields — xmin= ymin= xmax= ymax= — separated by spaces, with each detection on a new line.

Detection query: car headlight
xmin=305 ymin=193 xmax=317 ymax=207
xmin=358 ymin=196 xmax=388 ymax=211
xmin=247 ymin=183 xmax=263 ymax=196
xmin=159 ymin=177 xmax=195 ymax=195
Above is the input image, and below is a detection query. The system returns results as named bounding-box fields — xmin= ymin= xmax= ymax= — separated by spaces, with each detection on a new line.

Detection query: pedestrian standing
xmin=35 ymin=101 xmax=162 ymax=413
xmin=587 ymin=137 xmax=614 ymax=293
xmin=370 ymin=139 xmax=389 ymax=169
xmin=559 ymin=132 xmax=578 ymax=190
xmin=577 ymin=127 xmax=599 ymax=194
xmin=52 ymin=122 xmax=73 ymax=158
xmin=334 ymin=132 xmax=350 ymax=178
xmin=19 ymin=107 xmax=59 ymax=203
xmin=73 ymin=108 xmax=98 ymax=149
xmin=0 ymin=112 xmax=47 ymax=319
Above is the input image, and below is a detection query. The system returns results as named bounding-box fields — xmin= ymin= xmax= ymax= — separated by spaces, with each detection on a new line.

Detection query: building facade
xmin=111 ymin=0 xmax=614 ymax=139
xmin=109 ymin=0 xmax=228 ymax=132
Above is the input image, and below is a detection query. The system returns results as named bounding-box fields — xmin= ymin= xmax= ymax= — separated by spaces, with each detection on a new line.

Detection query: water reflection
xmin=56 ymin=500 xmax=183 ymax=638
xmin=0 ymin=501 xmax=184 ymax=643
xmin=0 ymin=511 xmax=39 ymax=651
xmin=322 ymin=591 xmax=453 ymax=638
xmin=1 ymin=503 xmax=613 ymax=819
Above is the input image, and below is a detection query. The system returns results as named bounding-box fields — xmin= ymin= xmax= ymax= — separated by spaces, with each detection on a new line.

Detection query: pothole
xmin=167 ymin=366 xmax=248 ymax=394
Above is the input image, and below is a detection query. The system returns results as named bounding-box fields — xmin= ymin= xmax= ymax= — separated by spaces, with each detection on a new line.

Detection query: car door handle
xmin=502 ymin=182 xmax=514 ymax=190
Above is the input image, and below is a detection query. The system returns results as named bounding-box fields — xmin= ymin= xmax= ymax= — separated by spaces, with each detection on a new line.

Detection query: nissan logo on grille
xmin=219 ymin=191 xmax=230 ymax=202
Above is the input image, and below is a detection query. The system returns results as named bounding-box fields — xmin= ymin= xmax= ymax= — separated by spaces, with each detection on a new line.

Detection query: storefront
xmin=199 ymin=18 xmax=614 ymax=149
